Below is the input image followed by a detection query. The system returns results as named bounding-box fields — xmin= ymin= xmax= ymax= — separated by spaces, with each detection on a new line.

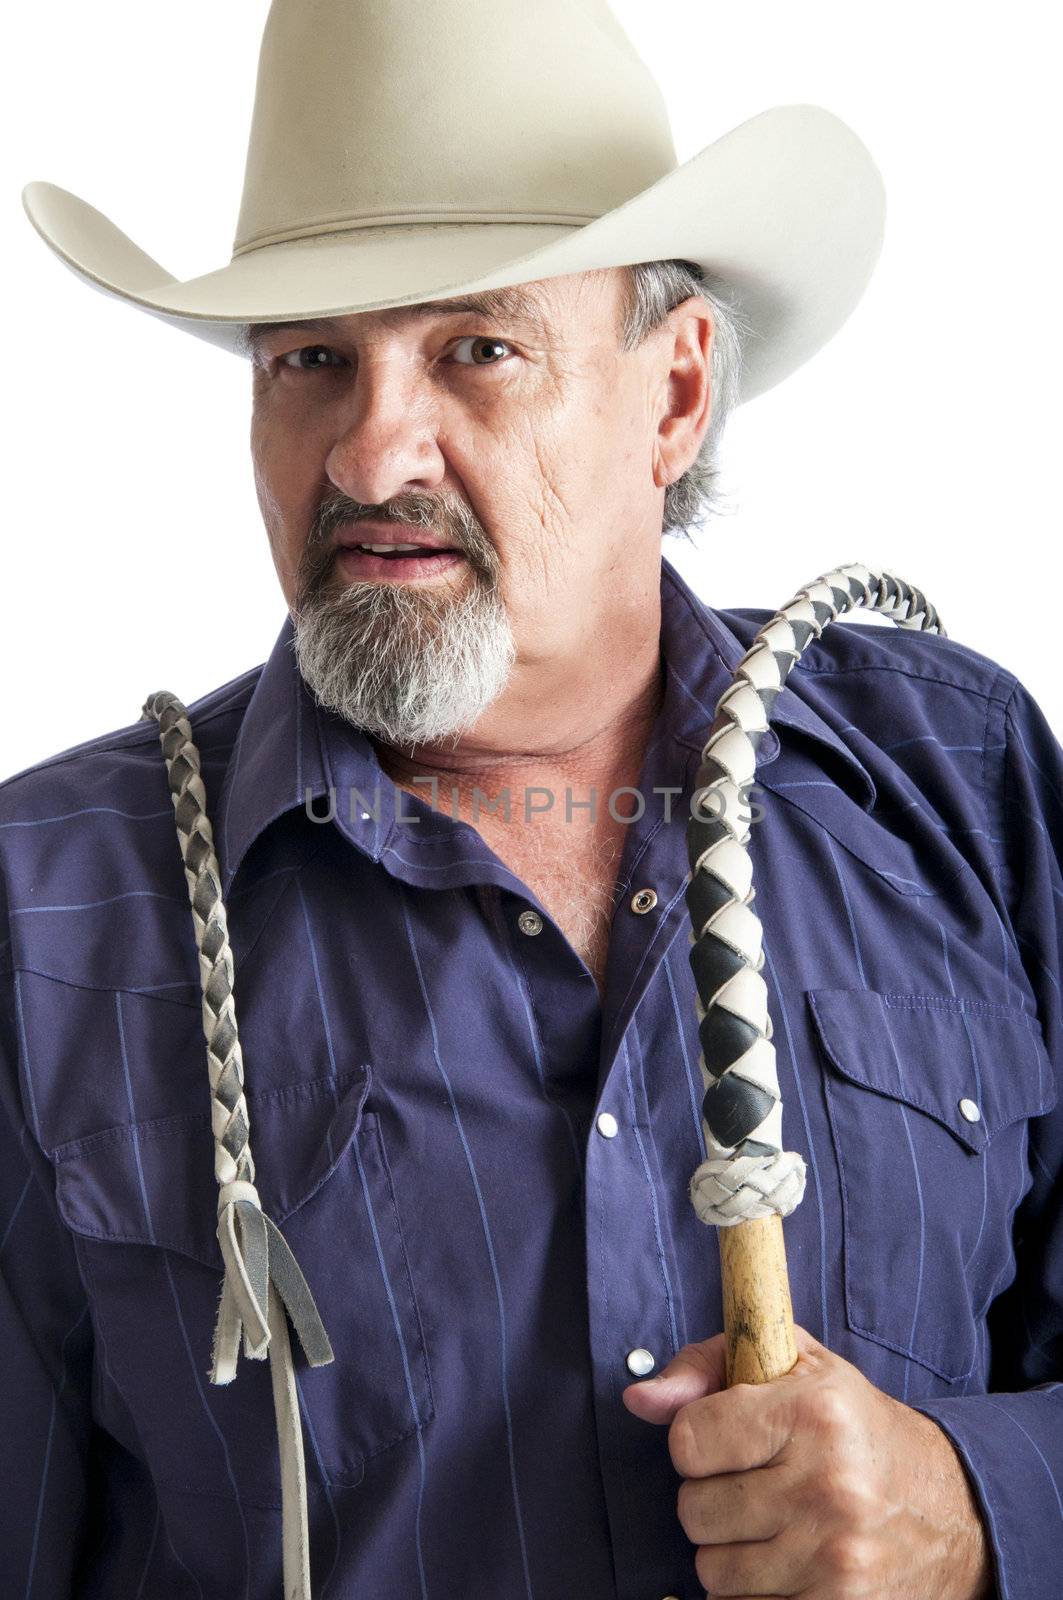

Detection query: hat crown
xmin=233 ymin=0 xmax=678 ymax=256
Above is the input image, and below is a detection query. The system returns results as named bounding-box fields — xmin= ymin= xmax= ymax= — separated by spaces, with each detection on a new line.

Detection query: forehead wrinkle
xmin=242 ymin=284 xmax=553 ymax=360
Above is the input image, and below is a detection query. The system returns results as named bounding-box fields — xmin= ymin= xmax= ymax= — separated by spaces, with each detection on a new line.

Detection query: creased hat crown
xmin=234 ymin=0 xmax=679 ymax=257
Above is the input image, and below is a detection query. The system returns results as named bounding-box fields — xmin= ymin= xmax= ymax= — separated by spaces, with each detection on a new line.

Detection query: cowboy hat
xmin=21 ymin=0 xmax=886 ymax=404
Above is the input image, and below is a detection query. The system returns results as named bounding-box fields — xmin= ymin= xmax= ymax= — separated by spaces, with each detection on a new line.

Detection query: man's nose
xmin=324 ymin=366 xmax=445 ymax=506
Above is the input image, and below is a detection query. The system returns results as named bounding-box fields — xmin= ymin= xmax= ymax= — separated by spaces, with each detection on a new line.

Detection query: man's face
xmin=248 ymin=267 xmax=681 ymax=750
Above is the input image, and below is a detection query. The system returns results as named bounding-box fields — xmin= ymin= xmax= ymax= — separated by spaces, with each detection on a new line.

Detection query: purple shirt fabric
xmin=1 ymin=558 xmax=1060 ymax=1600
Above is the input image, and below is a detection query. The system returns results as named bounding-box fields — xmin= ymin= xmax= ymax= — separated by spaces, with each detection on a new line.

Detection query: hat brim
xmin=22 ymin=103 xmax=884 ymax=405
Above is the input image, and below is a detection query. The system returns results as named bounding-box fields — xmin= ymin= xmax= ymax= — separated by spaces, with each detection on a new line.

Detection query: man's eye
xmin=449 ymin=336 xmax=514 ymax=367
xmin=279 ymin=345 xmax=347 ymax=370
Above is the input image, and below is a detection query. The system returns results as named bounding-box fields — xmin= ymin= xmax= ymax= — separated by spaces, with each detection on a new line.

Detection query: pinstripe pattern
xmin=622 ymin=1030 xmax=682 ymax=1356
xmin=0 ymin=559 xmax=1060 ymax=1597
xmin=23 ymin=1304 xmax=91 ymax=1600
xmin=505 ymin=911 xmax=585 ymax=1180
xmin=115 ymin=990 xmax=254 ymax=1600
xmin=297 ymin=878 xmax=430 ymax=1596
xmin=827 ymin=839 xmax=929 ymax=1402
xmin=399 ymin=887 xmax=535 ymax=1600
xmin=132 ymin=1502 xmax=161 ymax=1600
xmin=763 ymin=943 xmax=831 ymax=1348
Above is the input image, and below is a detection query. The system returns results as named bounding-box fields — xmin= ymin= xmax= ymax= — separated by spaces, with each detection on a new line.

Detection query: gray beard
xmin=291 ymin=562 xmax=517 ymax=750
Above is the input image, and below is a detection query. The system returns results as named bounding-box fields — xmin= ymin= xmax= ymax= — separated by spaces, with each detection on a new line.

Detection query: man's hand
xmin=622 ymin=1324 xmax=993 ymax=1599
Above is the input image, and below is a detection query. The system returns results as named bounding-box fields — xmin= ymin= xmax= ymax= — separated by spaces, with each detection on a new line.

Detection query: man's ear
xmin=652 ymin=298 xmax=714 ymax=491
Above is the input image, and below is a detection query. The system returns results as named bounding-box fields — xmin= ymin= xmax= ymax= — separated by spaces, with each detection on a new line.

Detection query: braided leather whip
xmin=683 ymin=561 xmax=944 ymax=1386
xmin=140 ymin=690 xmax=335 ymax=1600
xmin=685 ymin=561 xmax=944 ymax=1231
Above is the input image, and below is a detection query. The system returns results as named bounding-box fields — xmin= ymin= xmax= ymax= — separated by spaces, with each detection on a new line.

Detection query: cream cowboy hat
xmin=22 ymin=0 xmax=886 ymax=404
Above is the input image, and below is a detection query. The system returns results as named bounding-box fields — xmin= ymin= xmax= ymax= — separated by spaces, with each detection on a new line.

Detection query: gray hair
xmin=618 ymin=259 xmax=751 ymax=539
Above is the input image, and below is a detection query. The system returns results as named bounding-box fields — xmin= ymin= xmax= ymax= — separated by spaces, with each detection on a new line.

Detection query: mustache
xmin=298 ymin=489 xmax=499 ymax=596
xmin=312 ymin=491 xmax=466 ymax=546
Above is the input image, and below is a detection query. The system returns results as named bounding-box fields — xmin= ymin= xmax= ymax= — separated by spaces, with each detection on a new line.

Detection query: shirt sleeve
xmin=0 ymin=967 xmax=95 ymax=1595
xmin=911 ymin=674 xmax=1063 ymax=1600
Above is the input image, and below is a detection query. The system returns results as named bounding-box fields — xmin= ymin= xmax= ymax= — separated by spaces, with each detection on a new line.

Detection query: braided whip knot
xmin=684 ymin=562 xmax=944 ymax=1228
xmin=212 ymin=1179 xmax=334 ymax=1382
xmin=690 ymin=1150 xmax=807 ymax=1226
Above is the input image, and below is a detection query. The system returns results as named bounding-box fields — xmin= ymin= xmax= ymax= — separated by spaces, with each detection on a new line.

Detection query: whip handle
xmin=719 ymin=1213 xmax=797 ymax=1385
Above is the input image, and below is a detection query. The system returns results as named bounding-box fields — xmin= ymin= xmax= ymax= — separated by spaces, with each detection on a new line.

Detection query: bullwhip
xmin=683 ymin=560 xmax=944 ymax=1383
xmin=139 ymin=688 xmax=334 ymax=1600
xmin=140 ymin=556 xmax=945 ymax=1593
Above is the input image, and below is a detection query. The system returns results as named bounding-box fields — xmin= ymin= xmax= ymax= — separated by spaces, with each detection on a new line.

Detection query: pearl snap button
xmin=596 ymin=1112 xmax=619 ymax=1139
xmin=625 ymin=1347 xmax=656 ymax=1377
xmin=517 ymin=909 xmax=543 ymax=936
xmin=630 ymin=887 xmax=658 ymax=914
xmin=958 ymin=1097 xmax=981 ymax=1123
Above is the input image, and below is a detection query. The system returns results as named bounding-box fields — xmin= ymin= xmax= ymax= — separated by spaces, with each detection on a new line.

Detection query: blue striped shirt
xmin=1 ymin=558 xmax=1060 ymax=1599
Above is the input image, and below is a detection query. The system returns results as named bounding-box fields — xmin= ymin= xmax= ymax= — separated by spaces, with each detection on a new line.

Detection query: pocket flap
xmin=53 ymin=1066 xmax=371 ymax=1269
xmin=807 ymin=988 xmax=1056 ymax=1154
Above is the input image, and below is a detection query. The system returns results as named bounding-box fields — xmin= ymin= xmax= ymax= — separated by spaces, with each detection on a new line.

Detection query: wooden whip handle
xmin=719 ymin=1213 xmax=798 ymax=1386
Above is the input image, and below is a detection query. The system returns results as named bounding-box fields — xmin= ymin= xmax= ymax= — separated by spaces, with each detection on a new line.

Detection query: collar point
xmin=755 ymin=728 xmax=782 ymax=765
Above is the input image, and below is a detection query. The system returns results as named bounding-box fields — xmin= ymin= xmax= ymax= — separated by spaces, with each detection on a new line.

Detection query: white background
xmin=4 ymin=1 xmax=1061 ymax=778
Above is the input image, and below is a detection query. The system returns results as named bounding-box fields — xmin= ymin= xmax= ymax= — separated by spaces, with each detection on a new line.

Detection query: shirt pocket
xmin=52 ymin=1061 xmax=435 ymax=1503
xmin=807 ymin=986 xmax=1057 ymax=1383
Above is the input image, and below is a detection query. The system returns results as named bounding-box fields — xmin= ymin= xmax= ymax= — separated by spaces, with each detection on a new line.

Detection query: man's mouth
xmin=349 ymin=541 xmax=457 ymax=559
xmin=335 ymin=542 xmax=466 ymax=580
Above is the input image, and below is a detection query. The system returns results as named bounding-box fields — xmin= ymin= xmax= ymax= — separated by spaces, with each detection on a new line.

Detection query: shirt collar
xmin=215 ymin=558 xmax=876 ymax=892
xmin=660 ymin=562 xmax=877 ymax=811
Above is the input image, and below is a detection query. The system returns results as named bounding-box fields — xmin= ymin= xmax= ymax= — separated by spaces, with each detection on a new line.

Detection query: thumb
xmin=621 ymin=1333 xmax=727 ymax=1425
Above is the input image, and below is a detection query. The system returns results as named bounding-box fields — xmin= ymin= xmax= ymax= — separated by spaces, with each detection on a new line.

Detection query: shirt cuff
xmin=912 ymin=1387 xmax=1063 ymax=1600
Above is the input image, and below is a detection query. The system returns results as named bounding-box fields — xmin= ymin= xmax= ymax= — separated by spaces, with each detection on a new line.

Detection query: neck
xmin=371 ymin=630 xmax=665 ymax=823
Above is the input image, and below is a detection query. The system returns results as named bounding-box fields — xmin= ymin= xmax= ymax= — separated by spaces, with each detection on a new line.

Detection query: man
xmin=5 ymin=1 xmax=1060 ymax=1597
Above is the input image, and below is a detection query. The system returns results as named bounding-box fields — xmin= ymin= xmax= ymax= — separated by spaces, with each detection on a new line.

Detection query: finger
xmin=677 ymin=1463 xmax=789 ymax=1546
xmin=694 ymin=1531 xmax=807 ymax=1597
xmin=668 ymin=1382 xmax=794 ymax=1478
xmin=622 ymin=1333 xmax=727 ymax=1425
xmin=668 ymin=1335 xmax=830 ymax=1478
xmin=791 ymin=1323 xmax=826 ymax=1362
